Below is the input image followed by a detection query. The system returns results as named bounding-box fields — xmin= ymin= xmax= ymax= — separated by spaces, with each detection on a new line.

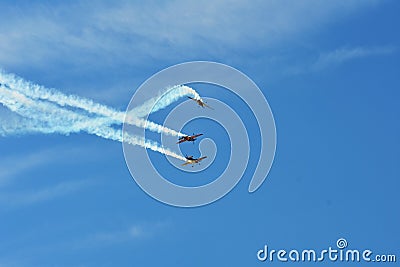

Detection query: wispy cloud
xmin=285 ymin=45 xmax=397 ymax=74
xmin=0 ymin=1 xmax=379 ymax=68
xmin=89 ymin=225 xmax=145 ymax=243
xmin=311 ymin=45 xmax=396 ymax=70
xmin=0 ymin=1 xmax=381 ymax=105
xmin=0 ymin=140 xmax=98 ymax=187
xmin=0 ymin=147 xmax=65 ymax=187
xmin=0 ymin=219 xmax=171 ymax=265
xmin=0 ymin=179 xmax=91 ymax=209
xmin=74 ymin=220 xmax=170 ymax=249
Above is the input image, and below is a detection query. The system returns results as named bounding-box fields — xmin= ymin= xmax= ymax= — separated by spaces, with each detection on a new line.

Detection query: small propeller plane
xmin=182 ymin=155 xmax=208 ymax=167
xmin=177 ymin=133 xmax=203 ymax=144
xmin=188 ymin=97 xmax=213 ymax=109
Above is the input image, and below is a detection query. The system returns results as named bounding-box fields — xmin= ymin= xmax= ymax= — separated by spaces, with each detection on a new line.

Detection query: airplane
xmin=182 ymin=155 xmax=208 ymax=166
xmin=177 ymin=133 xmax=203 ymax=144
xmin=188 ymin=97 xmax=213 ymax=109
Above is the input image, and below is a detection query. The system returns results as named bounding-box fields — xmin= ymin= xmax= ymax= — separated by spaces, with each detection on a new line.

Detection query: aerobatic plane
xmin=177 ymin=133 xmax=203 ymax=144
xmin=182 ymin=156 xmax=207 ymax=166
xmin=188 ymin=97 xmax=213 ymax=109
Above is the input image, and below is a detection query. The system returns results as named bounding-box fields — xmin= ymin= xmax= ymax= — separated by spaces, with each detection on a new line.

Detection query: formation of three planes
xmin=178 ymin=97 xmax=212 ymax=167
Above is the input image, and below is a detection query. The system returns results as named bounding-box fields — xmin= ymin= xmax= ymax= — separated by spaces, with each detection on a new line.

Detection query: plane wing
xmin=181 ymin=156 xmax=207 ymax=166
xmin=198 ymin=156 xmax=207 ymax=161
xmin=203 ymin=103 xmax=214 ymax=110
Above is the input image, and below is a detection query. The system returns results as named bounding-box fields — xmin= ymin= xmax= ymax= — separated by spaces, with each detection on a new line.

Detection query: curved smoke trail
xmin=127 ymin=85 xmax=202 ymax=118
xmin=0 ymin=70 xmax=201 ymax=137
xmin=0 ymin=73 xmax=194 ymax=161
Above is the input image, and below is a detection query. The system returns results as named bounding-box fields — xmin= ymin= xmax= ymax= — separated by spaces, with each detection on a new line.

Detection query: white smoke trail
xmin=123 ymin=132 xmax=186 ymax=160
xmin=125 ymin=115 xmax=184 ymax=137
xmin=0 ymin=85 xmax=186 ymax=161
xmin=0 ymin=70 xmax=201 ymax=137
xmin=0 ymin=70 xmax=123 ymax=121
xmin=128 ymin=85 xmax=202 ymax=118
xmin=0 ymin=71 xmax=180 ymax=136
xmin=0 ymin=113 xmax=53 ymax=136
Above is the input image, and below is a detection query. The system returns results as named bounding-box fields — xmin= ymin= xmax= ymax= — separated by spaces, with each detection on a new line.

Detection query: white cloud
xmin=0 ymin=1 xmax=380 ymax=69
xmin=0 ymin=132 xmax=106 ymax=187
xmin=89 ymin=225 xmax=144 ymax=243
xmin=284 ymin=45 xmax=397 ymax=74
xmin=0 ymin=146 xmax=63 ymax=187
xmin=0 ymin=179 xmax=91 ymax=208
xmin=75 ymin=221 xmax=170 ymax=248
xmin=312 ymin=46 xmax=396 ymax=70
xmin=0 ymin=0 xmax=382 ymax=105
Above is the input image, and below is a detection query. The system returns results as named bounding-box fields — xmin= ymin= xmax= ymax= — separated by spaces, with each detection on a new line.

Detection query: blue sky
xmin=0 ymin=1 xmax=399 ymax=266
